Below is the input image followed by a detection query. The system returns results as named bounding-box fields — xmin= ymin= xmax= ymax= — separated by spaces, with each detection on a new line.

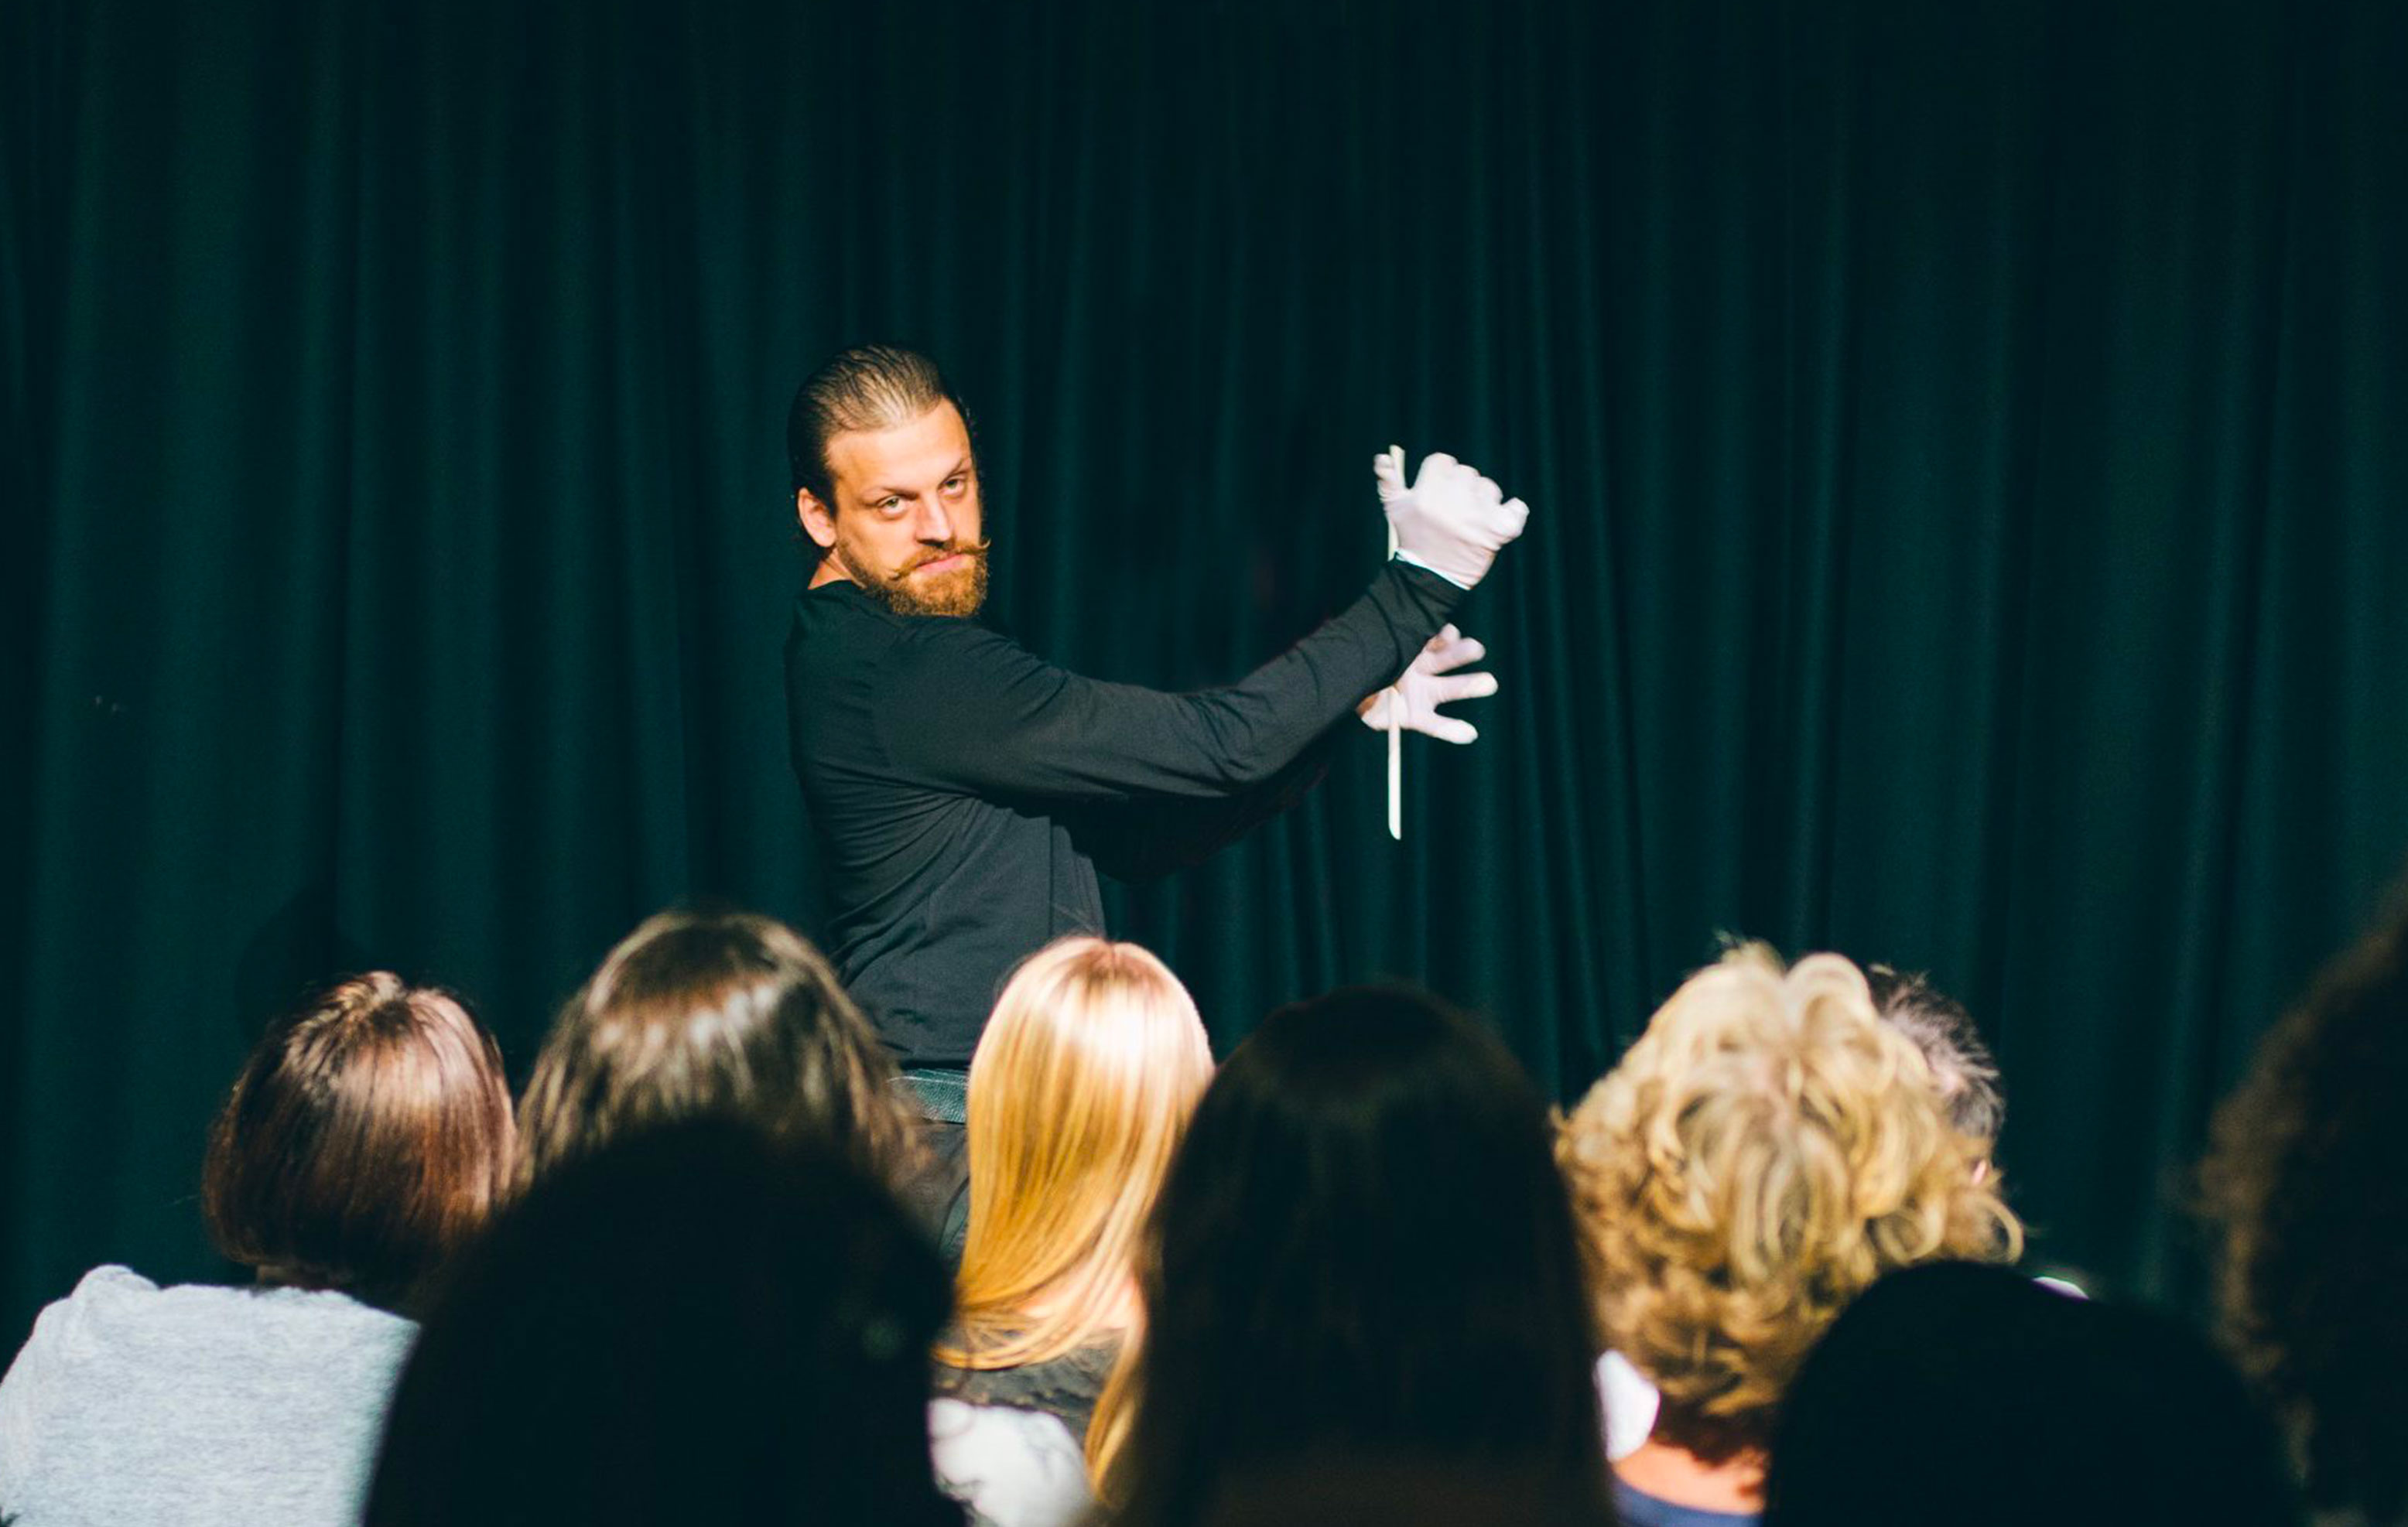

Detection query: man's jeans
xmin=897 ymin=1068 xmax=971 ymax=1265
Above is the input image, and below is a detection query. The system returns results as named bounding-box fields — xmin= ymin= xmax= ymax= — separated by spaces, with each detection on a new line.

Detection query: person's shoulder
xmin=51 ymin=1269 xmax=411 ymax=1341
xmin=4 ymin=1266 xmax=166 ymax=1380
xmin=1609 ymin=1477 xmax=1759 ymax=1527
xmin=237 ymin=1282 xmax=417 ymax=1337
xmin=67 ymin=1263 xmax=159 ymax=1300
xmin=927 ymin=1398 xmax=1093 ymax=1527
xmin=43 ymin=1264 xmax=161 ymax=1327
xmin=791 ymin=580 xmax=894 ymax=641
xmin=885 ymin=614 xmax=1045 ymax=696
xmin=933 ymin=1346 xmax=1109 ymax=1413
xmin=891 ymin=609 xmax=1021 ymax=653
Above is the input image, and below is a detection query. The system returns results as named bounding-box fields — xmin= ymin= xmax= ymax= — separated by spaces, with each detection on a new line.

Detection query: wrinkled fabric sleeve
xmin=1065 ymin=726 xmax=1342 ymax=882
xmin=877 ymin=562 xmax=1462 ymax=804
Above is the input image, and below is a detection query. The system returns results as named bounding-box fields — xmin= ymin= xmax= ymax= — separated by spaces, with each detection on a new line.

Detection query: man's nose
xmin=914 ymin=498 xmax=954 ymax=543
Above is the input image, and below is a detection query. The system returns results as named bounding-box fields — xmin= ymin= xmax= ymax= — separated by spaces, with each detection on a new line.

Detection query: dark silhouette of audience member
xmin=1558 ymin=946 xmax=2020 ymax=1525
xmin=2202 ymin=878 xmax=2408 ymax=1526
xmin=515 ymin=908 xmax=922 ymax=1194
xmin=1762 ymin=1260 xmax=2304 ymax=1526
xmin=363 ymin=1118 xmax=963 ymax=1527
xmin=0 ymin=973 xmax=515 ymax=1527
xmin=1092 ymin=986 xmax=1610 ymax=1527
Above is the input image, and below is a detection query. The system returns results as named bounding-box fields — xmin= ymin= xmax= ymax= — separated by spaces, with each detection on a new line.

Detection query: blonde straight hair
xmin=936 ymin=937 xmax=1213 ymax=1375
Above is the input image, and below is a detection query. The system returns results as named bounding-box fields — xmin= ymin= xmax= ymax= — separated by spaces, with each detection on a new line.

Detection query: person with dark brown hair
xmin=1761 ymin=1261 xmax=2303 ymax=1527
xmin=515 ymin=908 xmax=922 ymax=1194
xmin=0 ymin=972 xmax=516 ymax=1527
xmin=2201 ymin=873 xmax=2408 ymax=1527
xmin=364 ymin=1119 xmax=967 ymax=1527
xmin=1092 ymin=986 xmax=1610 ymax=1527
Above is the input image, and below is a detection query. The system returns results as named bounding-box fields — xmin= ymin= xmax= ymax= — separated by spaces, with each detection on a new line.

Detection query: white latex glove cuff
xmin=1390 ymin=546 xmax=1474 ymax=590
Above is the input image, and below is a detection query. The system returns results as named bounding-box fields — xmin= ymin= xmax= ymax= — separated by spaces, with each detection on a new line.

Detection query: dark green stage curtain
xmin=5 ymin=0 xmax=2404 ymax=1341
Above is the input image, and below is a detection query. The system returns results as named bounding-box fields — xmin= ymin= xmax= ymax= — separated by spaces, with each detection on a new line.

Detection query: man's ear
xmin=796 ymin=488 xmax=838 ymax=551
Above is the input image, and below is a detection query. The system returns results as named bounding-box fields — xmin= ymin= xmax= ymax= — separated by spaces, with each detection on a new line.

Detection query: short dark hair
xmin=2201 ymin=874 xmax=2408 ymax=1522
xmin=517 ymin=910 xmax=922 ymax=1194
xmin=1099 ymin=986 xmax=1606 ymax=1523
xmin=1763 ymin=1262 xmax=2303 ymax=1526
xmin=1865 ymin=964 xmax=2005 ymax=1143
xmin=786 ymin=343 xmax=959 ymax=504
xmin=365 ymin=1119 xmax=960 ymax=1527
xmin=203 ymin=972 xmax=515 ymax=1311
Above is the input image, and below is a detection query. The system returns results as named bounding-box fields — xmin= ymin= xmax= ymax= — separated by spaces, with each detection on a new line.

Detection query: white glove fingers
xmin=1420 ymin=636 xmax=1488 ymax=675
xmin=1432 ymin=671 xmax=1499 ymax=702
xmin=1423 ymin=716 xmax=1479 ymax=745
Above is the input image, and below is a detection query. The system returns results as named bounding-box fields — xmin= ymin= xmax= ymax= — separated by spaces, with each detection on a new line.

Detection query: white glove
xmin=1358 ymin=625 xmax=1498 ymax=743
xmin=1373 ymin=446 xmax=1530 ymax=590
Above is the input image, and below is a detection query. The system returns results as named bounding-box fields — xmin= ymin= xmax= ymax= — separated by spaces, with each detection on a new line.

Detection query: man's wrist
xmin=1390 ymin=547 xmax=1474 ymax=590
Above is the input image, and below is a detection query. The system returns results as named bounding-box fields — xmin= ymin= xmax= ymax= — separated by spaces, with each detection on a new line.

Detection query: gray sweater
xmin=0 ymin=1265 xmax=417 ymax=1527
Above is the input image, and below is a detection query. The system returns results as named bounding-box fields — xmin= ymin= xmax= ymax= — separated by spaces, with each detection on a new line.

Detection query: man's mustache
xmin=898 ymin=539 xmax=993 ymax=574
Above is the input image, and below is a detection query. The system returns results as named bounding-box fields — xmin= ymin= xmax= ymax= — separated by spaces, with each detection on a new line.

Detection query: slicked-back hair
xmin=787 ymin=343 xmax=962 ymax=506
xmin=203 ymin=972 xmax=515 ymax=1313
xmin=517 ymin=910 xmax=921 ymax=1194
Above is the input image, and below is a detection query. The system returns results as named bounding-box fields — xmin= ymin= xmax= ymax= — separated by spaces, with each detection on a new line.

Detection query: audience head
xmin=1099 ymin=985 xmax=1606 ymax=1525
xmin=1557 ymin=945 xmax=2020 ymax=1466
xmin=516 ymin=909 xmax=918 ymax=1191
xmin=365 ymin=1117 xmax=957 ymax=1526
xmin=2202 ymin=876 xmax=2408 ymax=1523
xmin=1763 ymin=1260 xmax=2302 ymax=1526
xmin=942 ymin=936 xmax=1214 ymax=1370
xmin=203 ymin=971 xmax=514 ymax=1312
xmin=1864 ymin=963 xmax=2004 ymax=1146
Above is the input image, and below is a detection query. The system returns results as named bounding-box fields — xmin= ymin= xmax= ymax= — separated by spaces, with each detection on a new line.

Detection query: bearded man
xmin=782 ymin=344 xmax=1526 ymax=1219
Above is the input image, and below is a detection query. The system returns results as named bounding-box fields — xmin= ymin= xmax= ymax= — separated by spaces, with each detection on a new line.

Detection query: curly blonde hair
xmin=1557 ymin=945 xmax=2020 ymax=1460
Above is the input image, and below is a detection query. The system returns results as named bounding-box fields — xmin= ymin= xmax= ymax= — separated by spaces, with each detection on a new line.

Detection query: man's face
xmin=798 ymin=399 xmax=989 ymax=617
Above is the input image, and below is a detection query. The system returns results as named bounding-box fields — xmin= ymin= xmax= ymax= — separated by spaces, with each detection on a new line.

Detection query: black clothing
xmin=784 ymin=561 xmax=1464 ymax=1067
xmin=932 ymin=1337 xmax=1123 ymax=1446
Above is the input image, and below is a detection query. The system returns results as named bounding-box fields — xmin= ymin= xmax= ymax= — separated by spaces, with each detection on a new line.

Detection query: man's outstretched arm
xmin=877 ymin=559 xmax=1465 ymax=804
xmin=877 ymin=448 xmax=1528 ymax=806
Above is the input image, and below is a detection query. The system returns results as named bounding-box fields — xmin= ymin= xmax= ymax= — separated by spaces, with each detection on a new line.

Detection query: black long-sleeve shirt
xmin=783 ymin=561 xmax=1465 ymax=1067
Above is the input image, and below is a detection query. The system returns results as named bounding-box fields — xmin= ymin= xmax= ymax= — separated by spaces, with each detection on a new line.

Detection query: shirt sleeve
xmin=875 ymin=562 xmax=1464 ymax=805
xmin=1065 ymin=724 xmax=1342 ymax=883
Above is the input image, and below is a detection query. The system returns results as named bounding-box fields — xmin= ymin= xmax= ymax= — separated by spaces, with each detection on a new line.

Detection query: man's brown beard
xmin=843 ymin=541 xmax=990 ymax=618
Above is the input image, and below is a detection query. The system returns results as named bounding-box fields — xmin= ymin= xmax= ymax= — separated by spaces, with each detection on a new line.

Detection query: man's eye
xmin=878 ymin=497 xmax=904 ymax=513
xmin=942 ymin=477 xmax=965 ymax=494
